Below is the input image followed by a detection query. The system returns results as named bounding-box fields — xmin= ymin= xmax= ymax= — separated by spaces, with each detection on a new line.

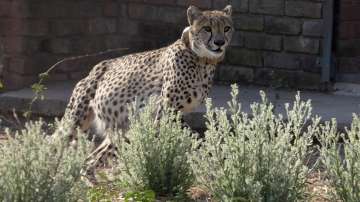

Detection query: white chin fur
xmin=190 ymin=41 xmax=223 ymax=59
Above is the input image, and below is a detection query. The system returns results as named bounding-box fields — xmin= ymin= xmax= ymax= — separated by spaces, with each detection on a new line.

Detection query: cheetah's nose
xmin=214 ymin=40 xmax=225 ymax=47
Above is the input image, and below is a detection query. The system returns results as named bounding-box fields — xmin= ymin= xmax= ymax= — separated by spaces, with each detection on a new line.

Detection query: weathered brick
xmin=264 ymin=52 xmax=297 ymax=69
xmin=105 ymin=35 xmax=132 ymax=49
xmin=2 ymin=37 xmax=43 ymax=54
xmin=28 ymin=2 xmax=88 ymax=18
xmin=118 ymin=19 xmax=139 ymax=35
xmin=226 ymin=47 xmax=263 ymax=67
xmin=212 ymin=0 xmax=229 ymax=9
xmin=48 ymin=38 xmax=72 ymax=54
xmin=27 ymin=2 xmax=55 ymax=18
xmin=230 ymin=31 xmax=244 ymax=47
xmin=88 ymin=18 xmax=117 ymax=35
xmin=339 ymin=21 xmax=360 ymax=39
xmin=69 ymin=71 xmax=88 ymax=80
xmin=130 ymin=0 xmax=177 ymax=5
xmin=340 ymin=4 xmax=360 ymax=21
xmin=265 ymin=16 xmax=301 ymax=35
xmin=228 ymin=0 xmax=248 ymax=13
xmin=118 ymin=3 xmax=128 ymax=18
xmin=254 ymin=68 xmax=321 ymax=89
xmin=25 ymin=38 xmax=45 ymax=54
xmin=23 ymin=20 xmax=49 ymax=36
xmin=28 ymin=1 xmax=102 ymax=18
xmin=8 ymin=54 xmax=58 ymax=75
xmin=51 ymin=20 xmax=87 ymax=36
xmin=336 ymin=39 xmax=360 ymax=57
xmin=303 ymin=20 xmax=324 ymax=37
xmin=253 ymin=68 xmax=275 ymax=86
xmin=244 ymin=33 xmax=282 ymax=51
xmin=286 ymin=1 xmax=322 ymax=18
xmin=128 ymin=4 xmax=185 ymax=24
xmin=264 ymin=52 xmax=321 ymax=72
xmin=76 ymin=2 xmax=103 ymax=17
xmin=250 ymin=0 xmax=284 ymax=15
xmin=336 ymin=73 xmax=360 ymax=84
xmin=70 ymin=36 xmax=107 ymax=54
xmin=213 ymin=0 xmax=248 ymax=12
xmin=338 ymin=56 xmax=360 ymax=73
xmin=234 ymin=15 xmax=264 ymax=31
xmin=47 ymin=73 xmax=69 ymax=82
xmin=216 ymin=65 xmax=254 ymax=83
xmin=284 ymin=37 xmax=320 ymax=54
xmin=2 ymin=71 xmax=38 ymax=90
xmin=0 ymin=0 xmax=30 ymax=18
xmin=103 ymin=0 xmax=118 ymax=16
xmin=0 ymin=19 xmax=23 ymax=35
xmin=2 ymin=37 xmax=23 ymax=53
xmin=295 ymin=71 xmax=322 ymax=90
xmin=57 ymin=49 xmax=129 ymax=73
xmin=0 ymin=1 xmax=12 ymax=17
xmin=138 ymin=22 xmax=182 ymax=39
xmin=177 ymin=0 xmax=212 ymax=9
xmin=0 ymin=19 xmax=48 ymax=36
xmin=2 ymin=37 xmax=37 ymax=54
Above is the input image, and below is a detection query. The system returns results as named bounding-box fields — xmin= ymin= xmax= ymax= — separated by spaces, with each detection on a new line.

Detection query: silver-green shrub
xmin=113 ymin=97 xmax=194 ymax=199
xmin=318 ymin=115 xmax=360 ymax=201
xmin=190 ymin=85 xmax=313 ymax=202
xmin=0 ymin=120 xmax=91 ymax=202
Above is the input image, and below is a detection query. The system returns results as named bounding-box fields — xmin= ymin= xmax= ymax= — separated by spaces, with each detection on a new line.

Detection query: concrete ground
xmin=0 ymin=81 xmax=359 ymax=130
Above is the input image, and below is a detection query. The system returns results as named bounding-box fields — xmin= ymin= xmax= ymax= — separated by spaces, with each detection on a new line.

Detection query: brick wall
xmin=215 ymin=0 xmax=325 ymax=89
xmin=0 ymin=0 xmax=159 ymax=90
xmin=336 ymin=0 xmax=360 ymax=83
xmin=0 ymin=0 xmax=327 ymax=90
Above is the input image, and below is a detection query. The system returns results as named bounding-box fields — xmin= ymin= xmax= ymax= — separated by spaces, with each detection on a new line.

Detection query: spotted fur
xmin=61 ymin=5 xmax=234 ymax=177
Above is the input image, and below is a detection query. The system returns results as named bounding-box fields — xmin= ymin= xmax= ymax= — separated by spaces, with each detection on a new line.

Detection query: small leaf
xmin=39 ymin=72 xmax=49 ymax=80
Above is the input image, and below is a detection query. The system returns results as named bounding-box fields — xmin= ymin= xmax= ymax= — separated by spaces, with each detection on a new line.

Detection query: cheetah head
xmin=182 ymin=5 xmax=234 ymax=62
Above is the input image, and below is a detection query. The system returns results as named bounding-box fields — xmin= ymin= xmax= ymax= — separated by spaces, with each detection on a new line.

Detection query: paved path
xmin=0 ymin=81 xmax=359 ymax=129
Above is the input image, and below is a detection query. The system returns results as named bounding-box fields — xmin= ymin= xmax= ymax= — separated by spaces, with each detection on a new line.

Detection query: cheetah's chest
xmin=180 ymin=64 xmax=215 ymax=113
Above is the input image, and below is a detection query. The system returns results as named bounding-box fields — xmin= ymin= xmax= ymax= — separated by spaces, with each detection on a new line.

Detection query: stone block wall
xmin=216 ymin=0 xmax=324 ymax=89
xmin=0 ymin=0 xmax=334 ymax=90
xmin=0 ymin=0 xmax=164 ymax=90
xmin=336 ymin=0 xmax=360 ymax=83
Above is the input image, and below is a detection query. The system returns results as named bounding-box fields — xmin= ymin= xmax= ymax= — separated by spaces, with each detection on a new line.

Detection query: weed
xmin=190 ymin=85 xmax=313 ymax=202
xmin=112 ymin=97 xmax=195 ymax=200
xmin=0 ymin=120 xmax=91 ymax=202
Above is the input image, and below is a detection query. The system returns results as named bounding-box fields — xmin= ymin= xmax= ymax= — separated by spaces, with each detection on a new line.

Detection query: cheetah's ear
xmin=223 ymin=5 xmax=232 ymax=16
xmin=187 ymin=5 xmax=202 ymax=25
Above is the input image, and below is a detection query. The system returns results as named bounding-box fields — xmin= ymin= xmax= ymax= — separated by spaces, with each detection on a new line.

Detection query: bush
xmin=113 ymin=97 xmax=195 ymax=200
xmin=0 ymin=120 xmax=91 ymax=202
xmin=189 ymin=85 xmax=313 ymax=202
xmin=318 ymin=115 xmax=360 ymax=201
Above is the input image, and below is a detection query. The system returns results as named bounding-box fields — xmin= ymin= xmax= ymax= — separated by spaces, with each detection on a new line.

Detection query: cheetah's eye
xmin=203 ymin=26 xmax=212 ymax=32
xmin=224 ymin=26 xmax=231 ymax=33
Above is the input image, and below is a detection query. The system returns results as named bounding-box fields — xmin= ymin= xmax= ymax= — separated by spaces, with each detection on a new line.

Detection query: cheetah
xmin=62 ymin=5 xmax=234 ymax=173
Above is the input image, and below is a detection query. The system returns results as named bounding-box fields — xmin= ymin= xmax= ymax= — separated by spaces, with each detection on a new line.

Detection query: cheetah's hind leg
xmin=82 ymin=134 xmax=119 ymax=184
